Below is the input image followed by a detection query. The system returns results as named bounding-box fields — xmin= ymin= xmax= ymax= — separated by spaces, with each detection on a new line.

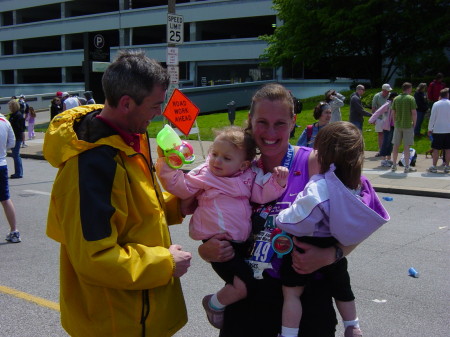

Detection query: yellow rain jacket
xmin=44 ymin=105 xmax=187 ymax=337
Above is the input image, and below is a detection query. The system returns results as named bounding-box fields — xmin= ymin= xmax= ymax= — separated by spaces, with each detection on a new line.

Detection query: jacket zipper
xmin=140 ymin=289 xmax=150 ymax=337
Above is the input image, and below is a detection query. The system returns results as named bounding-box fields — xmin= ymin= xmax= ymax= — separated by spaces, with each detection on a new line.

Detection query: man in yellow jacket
xmin=44 ymin=50 xmax=192 ymax=337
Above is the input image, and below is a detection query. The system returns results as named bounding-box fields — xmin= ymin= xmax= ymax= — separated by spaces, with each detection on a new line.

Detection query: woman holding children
xmin=189 ymin=83 xmax=384 ymax=337
xmin=178 ymin=84 xmax=353 ymax=337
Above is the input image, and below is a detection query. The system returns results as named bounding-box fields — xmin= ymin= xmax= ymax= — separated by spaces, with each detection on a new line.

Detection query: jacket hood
xmin=44 ymin=105 xmax=135 ymax=168
xmin=326 ymin=165 xmax=390 ymax=245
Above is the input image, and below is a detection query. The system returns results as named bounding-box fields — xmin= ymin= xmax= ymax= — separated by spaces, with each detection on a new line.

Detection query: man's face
xmin=126 ymin=85 xmax=166 ymax=134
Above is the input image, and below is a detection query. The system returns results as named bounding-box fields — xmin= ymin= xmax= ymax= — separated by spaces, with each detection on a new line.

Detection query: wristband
xmin=334 ymin=245 xmax=344 ymax=263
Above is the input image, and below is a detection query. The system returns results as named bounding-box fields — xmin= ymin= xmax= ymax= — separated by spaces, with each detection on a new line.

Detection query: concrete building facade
xmin=0 ymin=0 xmax=279 ymax=97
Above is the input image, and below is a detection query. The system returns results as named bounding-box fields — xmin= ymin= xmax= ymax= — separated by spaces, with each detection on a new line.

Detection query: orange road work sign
xmin=163 ymin=89 xmax=200 ymax=136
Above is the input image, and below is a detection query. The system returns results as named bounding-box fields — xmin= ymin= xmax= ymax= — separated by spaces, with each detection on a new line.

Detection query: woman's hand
xmin=198 ymin=233 xmax=234 ymax=263
xmin=290 ymin=237 xmax=335 ymax=274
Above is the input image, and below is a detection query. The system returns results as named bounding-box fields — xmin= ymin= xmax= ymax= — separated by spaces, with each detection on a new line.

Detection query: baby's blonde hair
xmin=213 ymin=126 xmax=257 ymax=162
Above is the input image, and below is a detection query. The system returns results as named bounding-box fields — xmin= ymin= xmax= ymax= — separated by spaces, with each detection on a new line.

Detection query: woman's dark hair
xmin=388 ymin=91 xmax=398 ymax=100
xmin=324 ymin=89 xmax=336 ymax=103
xmin=314 ymin=121 xmax=364 ymax=189
xmin=313 ymin=102 xmax=331 ymax=120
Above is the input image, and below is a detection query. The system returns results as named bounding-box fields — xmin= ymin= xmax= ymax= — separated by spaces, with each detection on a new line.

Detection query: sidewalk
xmin=17 ymin=131 xmax=449 ymax=199
xmin=15 ymin=110 xmax=450 ymax=199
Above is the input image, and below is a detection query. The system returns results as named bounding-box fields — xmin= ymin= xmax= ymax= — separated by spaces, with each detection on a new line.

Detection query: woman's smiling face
xmin=250 ymin=99 xmax=295 ymax=157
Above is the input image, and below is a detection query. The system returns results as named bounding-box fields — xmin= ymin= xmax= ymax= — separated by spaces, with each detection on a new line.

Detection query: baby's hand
xmin=273 ymin=166 xmax=289 ymax=187
xmin=157 ymin=145 xmax=165 ymax=158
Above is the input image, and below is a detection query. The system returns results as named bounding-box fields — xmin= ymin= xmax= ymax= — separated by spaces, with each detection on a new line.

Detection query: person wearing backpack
xmin=18 ymin=95 xmax=29 ymax=148
xmin=7 ymin=100 xmax=25 ymax=179
xmin=296 ymin=102 xmax=332 ymax=148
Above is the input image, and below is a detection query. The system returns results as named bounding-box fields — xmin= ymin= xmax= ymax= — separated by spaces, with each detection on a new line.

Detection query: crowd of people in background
xmin=295 ymin=72 xmax=449 ymax=174
xmin=2 ymin=90 xmax=98 ymax=244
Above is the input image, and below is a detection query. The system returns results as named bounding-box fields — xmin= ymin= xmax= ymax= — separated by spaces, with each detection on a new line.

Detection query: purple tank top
xmin=279 ymin=146 xmax=312 ymax=205
xmin=264 ymin=147 xmax=312 ymax=278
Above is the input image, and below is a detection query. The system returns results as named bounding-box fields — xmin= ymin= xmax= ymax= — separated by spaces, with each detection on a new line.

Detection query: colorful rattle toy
xmin=271 ymin=228 xmax=293 ymax=258
xmin=156 ymin=124 xmax=195 ymax=169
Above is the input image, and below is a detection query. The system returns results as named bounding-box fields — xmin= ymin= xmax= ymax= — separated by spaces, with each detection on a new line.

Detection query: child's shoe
xmin=202 ymin=294 xmax=224 ymax=329
xmin=344 ymin=325 xmax=363 ymax=337
xmin=428 ymin=165 xmax=437 ymax=173
xmin=391 ymin=163 xmax=397 ymax=172
xmin=444 ymin=166 xmax=450 ymax=174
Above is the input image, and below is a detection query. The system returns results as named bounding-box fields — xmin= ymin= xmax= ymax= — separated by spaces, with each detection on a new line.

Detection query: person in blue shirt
xmin=296 ymin=102 xmax=332 ymax=148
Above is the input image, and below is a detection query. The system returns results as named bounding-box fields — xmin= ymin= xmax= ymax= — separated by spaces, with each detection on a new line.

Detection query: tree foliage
xmin=260 ymin=0 xmax=450 ymax=85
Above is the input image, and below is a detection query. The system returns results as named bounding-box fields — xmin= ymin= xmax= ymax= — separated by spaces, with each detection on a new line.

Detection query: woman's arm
xmin=291 ymin=238 xmax=358 ymax=274
xmin=331 ymin=96 xmax=344 ymax=108
xmin=336 ymin=92 xmax=346 ymax=101
xmin=197 ymin=233 xmax=235 ymax=263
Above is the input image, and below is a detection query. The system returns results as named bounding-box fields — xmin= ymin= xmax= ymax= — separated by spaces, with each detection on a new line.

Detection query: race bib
xmin=246 ymin=228 xmax=275 ymax=279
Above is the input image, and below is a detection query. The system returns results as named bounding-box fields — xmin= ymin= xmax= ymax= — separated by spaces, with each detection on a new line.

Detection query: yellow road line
xmin=0 ymin=285 xmax=60 ymax=311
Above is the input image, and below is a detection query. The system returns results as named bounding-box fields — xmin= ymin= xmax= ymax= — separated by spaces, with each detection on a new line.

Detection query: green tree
xmin=261 ymin=0 xmax=450 ymax=86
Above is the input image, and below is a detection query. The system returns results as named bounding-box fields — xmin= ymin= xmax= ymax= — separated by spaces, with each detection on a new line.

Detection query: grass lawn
xmin=36 ymin=87 xmax=433 ymax=154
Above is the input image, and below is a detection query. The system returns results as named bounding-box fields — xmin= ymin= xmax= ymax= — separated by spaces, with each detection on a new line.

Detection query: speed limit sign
xmin=167 ymin=13 xmax=184 ymax=45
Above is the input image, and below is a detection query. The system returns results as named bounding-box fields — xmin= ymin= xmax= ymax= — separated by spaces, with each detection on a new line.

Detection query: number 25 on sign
xmin=167 ymin=14 xmax=184 ymax=45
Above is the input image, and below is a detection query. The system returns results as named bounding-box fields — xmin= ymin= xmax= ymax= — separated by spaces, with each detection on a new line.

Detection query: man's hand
xmin=273 ymin=166 xmax=289 ymax=187
xmin=169 ymin=244 xmax=192 ymax=278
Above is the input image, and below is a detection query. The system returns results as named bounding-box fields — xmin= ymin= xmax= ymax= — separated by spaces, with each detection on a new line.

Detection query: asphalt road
xmin=0 ymin=158 xmax=448 ymax=337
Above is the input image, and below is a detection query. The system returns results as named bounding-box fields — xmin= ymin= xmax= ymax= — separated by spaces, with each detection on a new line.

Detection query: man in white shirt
xmin=372 ymin=84 xmax=392 ymax=155
xmin=62 ymin=92 xmax=80 ymax=111
xmin=0 ymin=108 xmax=20 ymax=243
xmin=427 ymin=88 xmax=450 ymax=173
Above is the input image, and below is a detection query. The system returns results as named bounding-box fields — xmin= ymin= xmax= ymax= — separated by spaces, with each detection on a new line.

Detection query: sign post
xmin=83 ymin=32 xmax=110 ymax=103
xmin=166 ymin=1 xmax=182 ymax=105
xmin=163 ymin=2 xmax=204 ymax=157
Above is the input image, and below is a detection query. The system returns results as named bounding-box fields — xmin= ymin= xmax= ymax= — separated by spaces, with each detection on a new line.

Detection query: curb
xmin=15 ymin=153 xmax=449 ymax=200
xmin=374 ymin=186 xmax=450 ymax=199
xmin=8 ymin=153 xmax=45 ymax=161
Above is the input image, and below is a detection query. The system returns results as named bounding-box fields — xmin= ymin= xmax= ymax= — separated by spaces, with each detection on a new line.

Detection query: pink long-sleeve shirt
xmin=369 ymin=101 xmax=393 ymax=130
xmin=156 ymin=158 xmax=286 ymax=241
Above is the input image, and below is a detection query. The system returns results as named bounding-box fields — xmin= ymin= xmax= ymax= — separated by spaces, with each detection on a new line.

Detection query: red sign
xmin=163 ymin=89 xmax=200 ymax=136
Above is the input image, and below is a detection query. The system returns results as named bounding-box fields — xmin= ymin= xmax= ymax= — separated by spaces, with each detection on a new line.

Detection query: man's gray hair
xmin=102 ymin=49 xmax=170 ymax=107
